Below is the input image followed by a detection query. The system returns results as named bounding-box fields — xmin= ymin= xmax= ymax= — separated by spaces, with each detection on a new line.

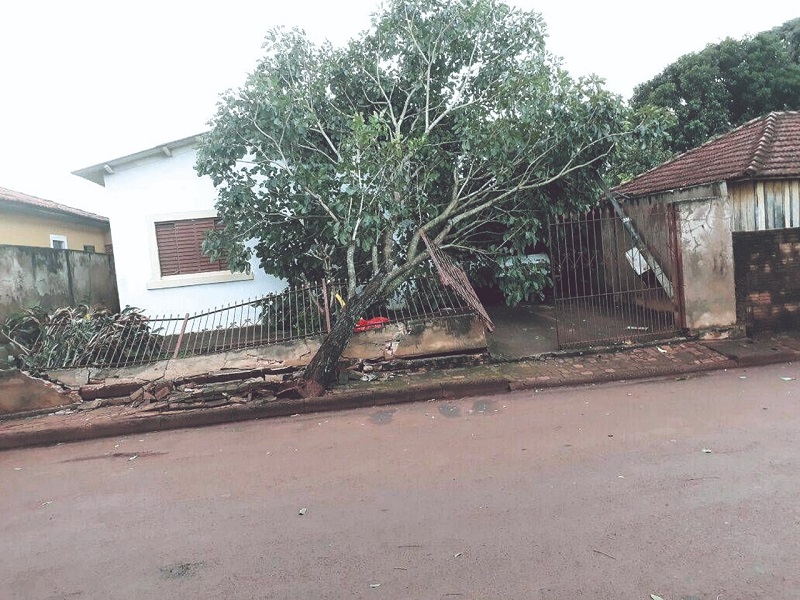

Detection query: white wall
xmin=102 ymin=143 xmax=285 ymax=316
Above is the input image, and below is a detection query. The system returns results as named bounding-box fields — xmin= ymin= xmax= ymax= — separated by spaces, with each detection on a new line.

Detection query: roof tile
xmin=0 ymin=186 xmax=108 ymax=224
xmin=614 ymin=111 xmax=800 ymax=197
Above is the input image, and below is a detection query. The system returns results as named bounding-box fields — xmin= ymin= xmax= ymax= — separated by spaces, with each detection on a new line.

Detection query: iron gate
xmin=548 ymin=199 xmax=685 ymax=349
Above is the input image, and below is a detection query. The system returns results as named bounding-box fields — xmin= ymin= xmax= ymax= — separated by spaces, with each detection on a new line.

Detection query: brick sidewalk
xmin=1 ymin=336 xmax=796 ymax=451
xmin=499 ymin=341 xmax=731 ymax=391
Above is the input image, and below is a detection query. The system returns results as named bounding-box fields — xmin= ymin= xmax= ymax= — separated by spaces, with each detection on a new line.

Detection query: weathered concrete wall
xmin=676 ymin=188 xmax=737 ymax=330
xmin=0 ymin=245 xmax=120 ymax=324
xmin=0 ymin=369 xmax=73 ymax=415
xmin=49 ymin=314 xmax=487 ymax=388
xmin=343 ymin=314 xmax=486 ymax=361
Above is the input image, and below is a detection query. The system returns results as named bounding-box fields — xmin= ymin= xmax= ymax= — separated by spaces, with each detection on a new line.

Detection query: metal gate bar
xmin=422 ymin=231 xmax=495 ymax=331
xmin=548 ymin=200 xmax=684 ymax=349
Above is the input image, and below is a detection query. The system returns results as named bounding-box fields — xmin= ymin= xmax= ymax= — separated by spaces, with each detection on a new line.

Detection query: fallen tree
xmin=197 ymin=0 xmax=668 ymax=395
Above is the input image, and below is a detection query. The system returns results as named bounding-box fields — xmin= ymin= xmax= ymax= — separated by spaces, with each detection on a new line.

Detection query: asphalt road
xmin=2 ymin=363 xmax=800 ymax=600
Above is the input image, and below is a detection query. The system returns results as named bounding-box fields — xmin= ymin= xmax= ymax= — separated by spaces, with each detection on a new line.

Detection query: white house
xmin=73 ymin=134 xmax=285 ymax=316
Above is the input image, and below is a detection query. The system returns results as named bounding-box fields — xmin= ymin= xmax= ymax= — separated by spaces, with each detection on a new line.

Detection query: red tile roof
xmin=613 ymin=111 xmax=800 ymax=197
xmin=0 ymin=186 xmax=109 ymax=224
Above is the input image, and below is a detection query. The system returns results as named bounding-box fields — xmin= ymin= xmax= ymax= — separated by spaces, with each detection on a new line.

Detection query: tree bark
xmin=301 ymin=274 xmax=387 ymax=397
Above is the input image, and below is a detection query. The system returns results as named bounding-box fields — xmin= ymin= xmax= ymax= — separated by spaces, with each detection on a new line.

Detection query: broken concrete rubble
xmin=0 ymin=370 xmax=76 ymax=416
xmin=16 ymin=314 xmax=488 ymax=418
xmin=43 ymin=350 xmax=486 ymax=417
xmin=79 ymin=381 xmax=143 ymax=400
xmin=153 ymin=383 xmax=173 ymax=401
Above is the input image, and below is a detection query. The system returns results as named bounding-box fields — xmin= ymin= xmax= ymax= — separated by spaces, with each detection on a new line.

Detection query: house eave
xmin=0 ymin=198 xmax=109 ymax=227
xmin=613 ymin=180 xmax=728 ymax=202
xmin=71 ymin=132 xmax=208 ymax=187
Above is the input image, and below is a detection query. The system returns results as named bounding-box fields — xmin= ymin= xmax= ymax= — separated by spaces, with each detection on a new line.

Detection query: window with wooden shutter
xmin=154 ymin=217 xmax=228 ymax=276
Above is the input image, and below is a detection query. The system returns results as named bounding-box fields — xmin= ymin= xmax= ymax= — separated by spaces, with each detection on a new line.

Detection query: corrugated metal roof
xmin=0 ymin=186 xmax=109 ymax=224
xmin=613 ymin=111 xmax=800 ymax=197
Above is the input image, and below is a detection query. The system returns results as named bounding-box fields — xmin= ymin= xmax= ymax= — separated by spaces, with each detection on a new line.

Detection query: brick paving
xmin=499 ymin=341 xmax=732 ymax=391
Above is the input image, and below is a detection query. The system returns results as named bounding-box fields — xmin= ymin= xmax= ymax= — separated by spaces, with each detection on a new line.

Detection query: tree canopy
xmin=196 ymin=0 xmax=666 ymax=391
xmin=632 ymin=17 xmax=800 ymax=154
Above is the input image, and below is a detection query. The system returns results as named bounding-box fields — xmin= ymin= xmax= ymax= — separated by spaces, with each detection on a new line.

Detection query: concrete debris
xmin=135 ymin=401 xmax=169 ymax=413
xmin=37 ymin=363 xmax=309 ymax=416
xmin=153 ymin=383 xmax=173 ymax=401
xmin=78 ymin=399 xmax=104 ymax=411
xmin=78 ymin=396 xmax=129 ymax=411
xmin=107 ymin=376 xmax=292 ymax=414
xmin=129 ymin=387 xmax=144 ymax=404
xmin=79 ymin=380 xmax=142 ymax=400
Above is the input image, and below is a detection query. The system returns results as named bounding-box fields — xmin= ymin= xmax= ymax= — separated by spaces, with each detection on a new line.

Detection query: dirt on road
xmin=2 ymin=363 xmax=799 ymax=599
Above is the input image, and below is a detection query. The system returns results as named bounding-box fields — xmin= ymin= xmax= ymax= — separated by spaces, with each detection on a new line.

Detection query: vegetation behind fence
xmin=3 ymin=276 xmax=473 ymax=370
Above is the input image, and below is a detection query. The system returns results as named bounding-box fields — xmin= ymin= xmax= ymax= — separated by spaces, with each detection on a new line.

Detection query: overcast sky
xmin=0 ymin=0 xmax=796 ymax=215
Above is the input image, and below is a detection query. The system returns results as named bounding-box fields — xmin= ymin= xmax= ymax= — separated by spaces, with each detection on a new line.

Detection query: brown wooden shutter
xmin=155 ymin=218 xmax=229 ymax=276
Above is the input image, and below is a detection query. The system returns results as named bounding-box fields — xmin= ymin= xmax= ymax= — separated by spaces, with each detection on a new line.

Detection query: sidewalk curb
xmin=0 ymin=377 xmax=513 ymax=451
xmin=507 ymin=357 xmax=741 ymax=391
xmin=1 ymin=345 xmax=798 ymax=452
xmin=722 ymin=351 xmax=797 ymax=368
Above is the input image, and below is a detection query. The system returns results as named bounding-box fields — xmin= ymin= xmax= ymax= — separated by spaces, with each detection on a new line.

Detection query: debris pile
xmin=72 ymin=369 xmax=301 ymax=414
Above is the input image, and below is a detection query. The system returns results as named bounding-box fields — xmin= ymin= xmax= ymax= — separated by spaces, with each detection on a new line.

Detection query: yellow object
xmin=334 ymin=293 xmax=346 ymax=308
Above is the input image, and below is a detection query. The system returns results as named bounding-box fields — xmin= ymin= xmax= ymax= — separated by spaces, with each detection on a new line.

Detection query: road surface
xmin=2 ymin=363 xmax=800 ymax=599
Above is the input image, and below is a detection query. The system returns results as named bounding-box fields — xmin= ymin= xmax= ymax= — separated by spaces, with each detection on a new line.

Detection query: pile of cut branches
xmin=2 ymin=305 xmax=164 ymax=371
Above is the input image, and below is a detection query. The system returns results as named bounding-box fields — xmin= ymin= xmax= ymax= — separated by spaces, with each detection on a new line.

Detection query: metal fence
xmin=422 ymin=231 xmax=495 ymax=331
xmin=30 ymin=275 xmax=473 ymax=369
xmin=548 ymin=199 xmax=685 ymax=349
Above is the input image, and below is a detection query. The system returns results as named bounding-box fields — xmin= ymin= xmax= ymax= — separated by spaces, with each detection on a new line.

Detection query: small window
xmin=154 ymin=217 xmax=228 ymax=277
xmin=50 ymin=234 xmax=68 ymax=250
xmin=83 ymin=244 xmax=96 ymax=253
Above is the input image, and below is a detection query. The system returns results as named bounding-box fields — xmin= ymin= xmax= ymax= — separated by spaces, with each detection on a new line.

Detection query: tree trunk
xmin=301 ymin=274 xmax=387 ymax=397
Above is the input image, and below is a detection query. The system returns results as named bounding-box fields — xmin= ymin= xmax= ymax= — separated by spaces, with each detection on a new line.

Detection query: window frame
xmin=146 ymin=210 xmax=252 ymax=290
xmin=50 ymin=234 xmax=68 ymax=250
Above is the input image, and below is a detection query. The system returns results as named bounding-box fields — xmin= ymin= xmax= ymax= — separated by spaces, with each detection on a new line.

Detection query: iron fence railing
xmin=422 ymin=230 xmax=495 ymax=331
xmin=548 ymin=200 xmax=685 ymax=349
xmin=28 ymin=275 xmax=473 ymax=369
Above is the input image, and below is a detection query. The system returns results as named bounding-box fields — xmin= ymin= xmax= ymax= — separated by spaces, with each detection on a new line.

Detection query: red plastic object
xmin=354 ymin=317 xmax=390 ymax=332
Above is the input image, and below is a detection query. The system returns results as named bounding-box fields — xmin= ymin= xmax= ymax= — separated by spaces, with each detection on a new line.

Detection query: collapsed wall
xmin=3 ymin=315 xmax=487 ymax=417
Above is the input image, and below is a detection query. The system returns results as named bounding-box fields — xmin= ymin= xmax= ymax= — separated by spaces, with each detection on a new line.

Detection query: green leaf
xmin=198 ymin=0 xmax=641 ymax=301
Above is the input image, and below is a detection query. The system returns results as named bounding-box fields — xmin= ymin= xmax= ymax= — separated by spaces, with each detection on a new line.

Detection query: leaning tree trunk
xmin=301 ymin=275 xmax=387 ymax=397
